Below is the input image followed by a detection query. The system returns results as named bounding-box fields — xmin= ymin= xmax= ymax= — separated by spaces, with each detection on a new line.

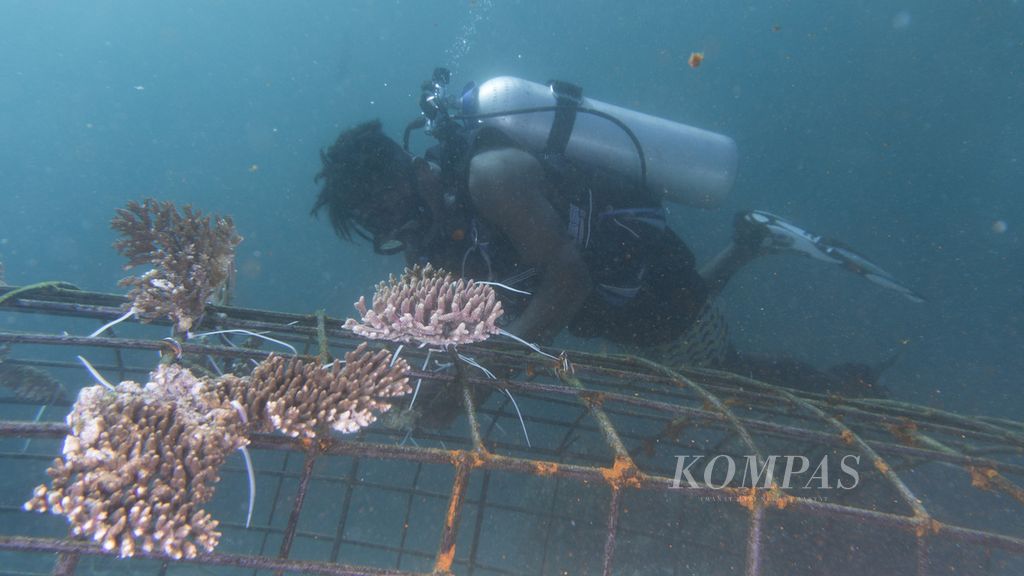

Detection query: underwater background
xmin=0 ymin=0 xmax=1021 ymax=420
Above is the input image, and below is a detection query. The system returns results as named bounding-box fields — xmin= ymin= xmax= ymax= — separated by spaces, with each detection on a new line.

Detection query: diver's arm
xmin=468 ymin=148 xmax=591 ymax=345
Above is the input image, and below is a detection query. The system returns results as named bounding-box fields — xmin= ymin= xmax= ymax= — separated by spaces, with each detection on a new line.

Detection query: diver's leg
xmin=699 ymin=211 xmax=768 ymax=299
xmin=631 ymin=231 xmax=733 ymax=370
xmin=700 ymin=241 xmax=759 ymax=299
xmin=706 ymin=210 xmax=926 ymax=303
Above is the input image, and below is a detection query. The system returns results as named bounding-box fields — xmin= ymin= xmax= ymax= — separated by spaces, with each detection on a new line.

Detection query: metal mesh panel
xmin=1 ymin=284 xmax=1022 ymax=575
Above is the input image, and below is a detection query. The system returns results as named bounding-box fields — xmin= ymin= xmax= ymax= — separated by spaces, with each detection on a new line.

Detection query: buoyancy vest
xmin=411 ymin=125 xmax=678 ymax=320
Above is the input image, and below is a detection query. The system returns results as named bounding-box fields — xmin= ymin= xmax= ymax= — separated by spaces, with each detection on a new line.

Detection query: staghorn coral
xmin=344 ymin=264 xmax=503 ymax=347
xmin=223 ymin=342 xmax=411 ymax=438
xmin=111 ymin=199 xmax=242 ymax=333
xmin=25 ymin=364 xmax=247 ymax=560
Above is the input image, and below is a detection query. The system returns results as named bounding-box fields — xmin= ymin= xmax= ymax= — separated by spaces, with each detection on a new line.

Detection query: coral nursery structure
xmin=1 ymin=201 xmax=1021 ymax=574
xmin=2 ymin=286 xmax=1023 ymax=575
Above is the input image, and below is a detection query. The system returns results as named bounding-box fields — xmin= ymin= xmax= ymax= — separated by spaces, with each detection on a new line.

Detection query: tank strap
xmin=544 ymin=80 xmax=583 ymax=156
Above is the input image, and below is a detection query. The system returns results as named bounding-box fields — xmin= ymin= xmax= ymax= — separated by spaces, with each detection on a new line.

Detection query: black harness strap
xmin=544 ymin=80 xmax=583 ymax=156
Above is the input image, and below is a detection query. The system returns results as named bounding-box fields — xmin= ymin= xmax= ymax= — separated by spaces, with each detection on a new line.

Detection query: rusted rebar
xmin=0 ymin=535 xmax=421 ymax=576
xmin=3 ymin=286 xmax=1023 ymax=576
xmin=434 ymin=454 xmax=472 ymax=574
xmin=602 ymin=487 xmax=623 ymax=576
xmin=276 ymin=451 xmax=319 ymax=576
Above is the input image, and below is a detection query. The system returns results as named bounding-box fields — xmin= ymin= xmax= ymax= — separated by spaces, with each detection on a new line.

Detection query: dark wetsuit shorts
xmin=568 ymin=227 xmax=709 ymax=348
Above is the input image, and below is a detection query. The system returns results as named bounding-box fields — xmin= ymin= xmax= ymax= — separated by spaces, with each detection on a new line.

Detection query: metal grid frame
xmin=1 ymin=284 xmax=1023 ymax=575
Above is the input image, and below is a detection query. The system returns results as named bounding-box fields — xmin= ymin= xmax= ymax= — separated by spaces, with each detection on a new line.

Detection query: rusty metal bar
xmin=396 ymin=462 xmax=426 ymax=570
xmin=746 ymin=501 xmax=764 ymax=576
xmin=917 ymin=533 xmax=929 ymax=576
xmin=462 ymin=383 xmax=485 ymax=452
xmin=562 ymin=374 xmax=631 ymax=461
xmin=434 ymin=455 xmax=471 ymax=574
xmin=51 ymin=550 xmax=78 ymax=576
xmin=7 ymin=380 xmax=1023 ymax=481
xmin=5 ymin=286 xmax=1024 ymax=576
xmin=8 ymin=418 xmax=1022 ymax=540
xmin=275 ymin=451 xmax=319 ymax=575
xmin=467 ymin=469 xmax=492 ymax=576
xmin=558 ymin=371 xmax=635 ymax=576
xmin=329 ymin=457 xmax=363 ymax=565
xmin=631 ymin=359 xmax=770 ymax=576
xmin=254 ymin=449 xmax=295 ymax=572
xmin=0 ymin=331 xmax=272 ymax=363
xmin=573 ymin=349 xmax=1024 ymax=448
xmin=14 ymin=379 xmax=1018 ymax=488
xmin=601 ymin=487 xmax=623 ymax=576
xmin=780 ymin=392 xmax=933 ymax=506
xmin=0 ymin=535 xmax=423 ymax=576
xmin=911 ymin=429 xmax=1024 ymax=508
xmin=632 ymin=358 xmax=763 ymax=457
xmin=5 ymin=436 xmax=1024 ymax=567
xmin=3 ymin=329 xmax=1018 ymax=474
xmin=2 ymin=286 xmax=1021 ymax=446
xmin=681 ymin=364 xmax=1024 ymax=447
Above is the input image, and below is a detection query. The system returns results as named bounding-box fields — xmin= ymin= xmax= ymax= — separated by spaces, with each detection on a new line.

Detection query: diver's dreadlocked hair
xmin=312 ymin=120 xmax=412 ymax=241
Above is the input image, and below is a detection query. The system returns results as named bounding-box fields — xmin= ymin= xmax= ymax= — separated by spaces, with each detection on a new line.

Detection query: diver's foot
xmin=732 ymin=210 xmax=926 ymax=303
xmin=733 ymin=210 xmax=829 ymax=259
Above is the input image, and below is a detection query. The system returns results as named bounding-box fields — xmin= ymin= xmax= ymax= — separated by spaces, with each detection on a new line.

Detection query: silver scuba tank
xmin=462 ymin=76 xmax=737 ymax=208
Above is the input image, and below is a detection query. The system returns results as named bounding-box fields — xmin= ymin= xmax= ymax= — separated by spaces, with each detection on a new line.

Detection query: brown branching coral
xmin=24 ymin=364 xmax=247 ymax=560
xmin=111 ymin=199 xmax=242 ymax=333
xmin=24 ymin=344 xmax=409 ymax=561
xmin=223 ymin=343 xmax=411 ymax=438
xmin=345 ymin=264 xmax=503 ymax=347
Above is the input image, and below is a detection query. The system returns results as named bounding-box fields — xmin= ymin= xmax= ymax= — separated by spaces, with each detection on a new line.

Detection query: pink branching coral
xmin=222 ymin=343 xmax=411 ymax=438
xmin=111 ymin=199 xmax=242 ymax=333
xmin=344 ymin=264 xmax=503 ymax=347
xmin=25 ymin=364 xmax=247 ymax=560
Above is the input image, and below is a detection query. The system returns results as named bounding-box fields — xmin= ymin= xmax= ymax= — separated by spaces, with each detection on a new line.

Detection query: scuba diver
xmin=312 ymin=69 xmax=923 ymax=398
